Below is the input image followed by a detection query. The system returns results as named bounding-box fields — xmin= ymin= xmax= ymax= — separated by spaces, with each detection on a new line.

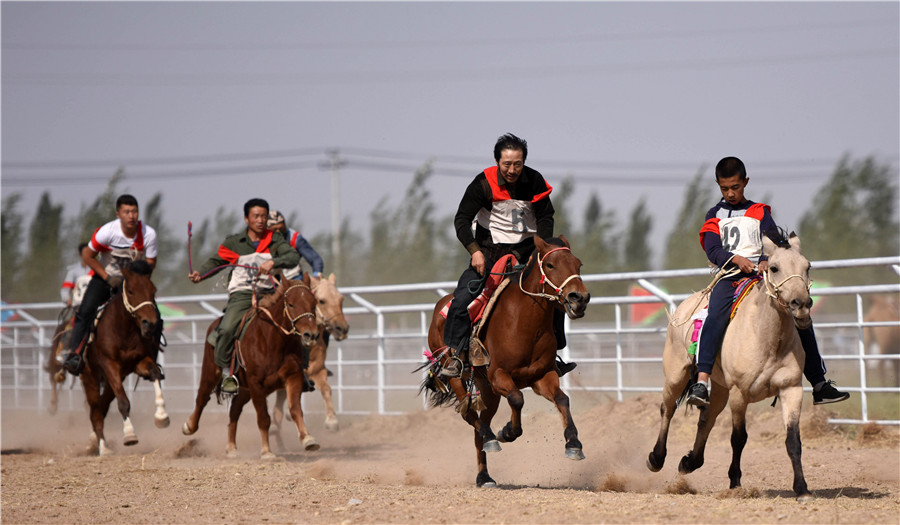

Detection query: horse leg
xmin=678 ymin=382 xmax=729 ymax=474
xmin=285 ymin=375 xmax=320 ymax=452
xmin=226 ymin=389 xmax=251 ymax=458
xmin=81 ymin=371 xmax=114 ymax=455
xmin=647 ymin=361 xmax=692 ymax=472
xmin=311 ymin=366 xmax=339 ymax=431
xmin=271 ymin=389 xmax=289 ymax=452
xmin=475 ymin=384 xmax=502 ymax=488
xmin=532 ymin=373 xmax=584 ymax=460
xmin=488 ymin=368 xmax=524 ymax=444
xmin=247 ymin=386 xmax=276 ymax=460
xmin=135 ymin=356 xmax=170 ymax=428
xmin=97 ymin=363 xmax=139 ymax=447
xmin=727 ymin=396 xmax=749 ymax=489
xmin=182 ymin=354 xmax=220 ymax=436
xmin=779 ymin=385 xmax=810 ymax=498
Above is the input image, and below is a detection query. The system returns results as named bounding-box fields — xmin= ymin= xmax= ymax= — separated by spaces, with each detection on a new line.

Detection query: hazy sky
xmin=3 ymin=1 xmax=898 ymax=270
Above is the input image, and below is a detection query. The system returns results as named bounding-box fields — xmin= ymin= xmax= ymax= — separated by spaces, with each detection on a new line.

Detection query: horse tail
xmin=414 ymin=361 xmax=459 ymax=408
xmin=674 ymin=364 xmax=699 ymax=409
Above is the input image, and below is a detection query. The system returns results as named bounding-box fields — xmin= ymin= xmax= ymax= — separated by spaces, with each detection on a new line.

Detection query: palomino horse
xmin=272 ymin=273 xmax=350 ymax=438
xmin=421 ymin=235 xmax=590 ymax=487
xmin=863 ymin=294 xmax=900 ymax=385
xmin=78 ymin=260 xmax=170 ymax=455
xmin=182 ymin=274 xmax=320 ymax=458
xmin=647 ymin=232 xmax=814 ymax=498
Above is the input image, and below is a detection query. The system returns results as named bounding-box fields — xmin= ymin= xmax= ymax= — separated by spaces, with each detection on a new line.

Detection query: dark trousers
xmin=696 ymin=273 xmax=827 ymax=386
xmin=443 ymin=262 xmax=566 ymax=353
xmin=69 ymin=276 xmax=111 ymax=354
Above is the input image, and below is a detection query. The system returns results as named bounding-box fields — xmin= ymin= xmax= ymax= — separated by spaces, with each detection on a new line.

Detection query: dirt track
xmin=2 ymin=394 xmax=898 ymax=524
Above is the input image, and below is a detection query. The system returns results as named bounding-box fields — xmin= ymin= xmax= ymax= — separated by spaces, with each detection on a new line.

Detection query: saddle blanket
xmin=440 ymin=254 xmax=518 ymax=325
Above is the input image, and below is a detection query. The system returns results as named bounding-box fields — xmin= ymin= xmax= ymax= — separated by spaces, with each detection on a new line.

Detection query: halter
xmin=259 ymin=281 xmax=316 ymax=336
xmin=310 ymin=280 xmax=336 ymax=326
xmin=519 ymin=246 xmax=583 ymax=304
xmin=121 ymin=278 xmax=156 ymax=317
xmin=762 ymin=268 xmax=810 ymax=311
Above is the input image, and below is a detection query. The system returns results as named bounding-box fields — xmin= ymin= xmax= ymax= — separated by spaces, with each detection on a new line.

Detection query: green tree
xmin=1 ymin=194 xmax=24 ymax=301
xmin=22 ymin=192 xmax=65 ymax=302
xmin=661 ymin=167 xmax=714 ymax=294
xmin=622 ymin=198 xmax=653 ymax=272
xmin=578 ymin=192 xmax=619 ymax=275
xmin=552 ymin=176 xmax=575 ymax=239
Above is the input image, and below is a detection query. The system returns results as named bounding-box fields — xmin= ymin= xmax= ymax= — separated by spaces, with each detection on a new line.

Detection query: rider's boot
xmin=439 ymin=347 xmax=465 ymax=378
xmin=556 ymin=356 xmax=578 ymax=377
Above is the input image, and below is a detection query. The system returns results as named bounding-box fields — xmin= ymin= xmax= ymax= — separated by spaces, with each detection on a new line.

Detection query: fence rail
xmin=2 ymin=256 xmax=898 ymax=426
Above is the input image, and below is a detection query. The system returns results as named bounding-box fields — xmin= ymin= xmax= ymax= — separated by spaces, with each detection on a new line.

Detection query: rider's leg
xmin=214 ymin=291 xmax=253 ymax=393
xmin=61 ymin=276 xmax=111 ymax=375
xmin=797 ymin=324 xmax=850 ymax=404
xmin=688 ymin=275 xmax=740 ymax=406
xmin=553 ymin=309 xmax=577 ymax=376
xmin=441 ymin=264 xmax=485 ymax=378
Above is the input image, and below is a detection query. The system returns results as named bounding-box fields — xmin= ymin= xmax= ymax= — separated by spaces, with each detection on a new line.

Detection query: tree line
xmin=2 ymin=155 xmax=897 ymax=310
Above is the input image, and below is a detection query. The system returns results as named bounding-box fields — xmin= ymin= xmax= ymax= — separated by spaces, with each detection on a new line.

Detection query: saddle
xmin=687 ymin=276 xmax=763 ymax=357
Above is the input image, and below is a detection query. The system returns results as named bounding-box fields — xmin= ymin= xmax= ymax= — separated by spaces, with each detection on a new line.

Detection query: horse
xmin=44 ymin=306 xmax=75 ymax=415
xmin=181 ymin=274 xmax=320 ymax=459
xmin=646 ymin=232 xmax=814 ymax=498
xmin=77 ymin=260 xmax=170 ymax=455
xmin=420 ymin=235 xmax=590 ymax=488
xmin=272 ymin=272 xmax=350 ymax=439
xmin=863 ymin=294 xmax=900 ymax=386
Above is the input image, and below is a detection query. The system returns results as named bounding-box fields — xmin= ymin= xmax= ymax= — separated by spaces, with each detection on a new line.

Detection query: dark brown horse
xmin=181 ymin=274 xmax=320 ymax=459
xmin=78 ymin=260 xmax=169 ymax=455
xmin=421 ymin=235 xmax=590 ymax=487
xmin=45 ymin=306 xmax=75 ymax=415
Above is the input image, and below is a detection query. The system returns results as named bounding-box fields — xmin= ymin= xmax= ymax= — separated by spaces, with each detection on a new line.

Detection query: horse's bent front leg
xmin=648 ymin=352 xmax=692 ymax=472
xmin=285 ymin=375 xmax=319 ymax=452
xmin=489 ymin=368 xmax=524 ymax=444
xmin=532 ymin=372 xmax=584 ymax=460
xmin=679 ymin=382 xmax=729 ymax=474
xmin=182 ymin=356 xmax=220 ymax=436
xmin=135 ymin=356 xmax=169 ymax=428
xmin=779 ymin=385 xmax=810 ymax=498
xmin=310 ymin=366 xmax=339 ymax=431
xmin=100 ymin=363 xmax=139 ymax=447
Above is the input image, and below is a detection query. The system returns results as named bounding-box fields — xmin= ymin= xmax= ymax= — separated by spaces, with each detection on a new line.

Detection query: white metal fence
xmin=3 ymin=256 xmax=898 ymax=426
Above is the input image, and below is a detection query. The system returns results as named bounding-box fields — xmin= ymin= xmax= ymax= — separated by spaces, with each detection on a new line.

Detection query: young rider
xmin=59 ymin=195 xmax=159 ymax=375
xmin=266 ymin=209 xmax=324 ymax=281
xmin=686 ymin=156 xmax=849 ymax=407
xmin=188 ymin=198 xmax=300 ymax=394
xmin=440 ymin=133 xmax=576 ymax=378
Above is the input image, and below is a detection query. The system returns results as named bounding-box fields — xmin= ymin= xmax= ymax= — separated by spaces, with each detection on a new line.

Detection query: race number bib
xmin=476 ymin=200 xmax=537 ymax=244
xmin=718 ymin=216 xmax=762 ymax=261
xmin=72 ymin=274 xmax=92 ymax=306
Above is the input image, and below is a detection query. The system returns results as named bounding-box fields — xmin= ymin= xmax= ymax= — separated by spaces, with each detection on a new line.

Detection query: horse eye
xmin=546 ymin=263 xmax=555 ymax=270
xmin=319 ymin=299 xmax=326 ymax=305
xmin=770 ymin=266 xmax=779 ymax=273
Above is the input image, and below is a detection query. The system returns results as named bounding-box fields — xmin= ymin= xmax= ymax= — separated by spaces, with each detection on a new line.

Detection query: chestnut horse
xmin=863 ymin=294 xmax=900 ymax=386
xmin=182 ymin=274 xmax=320 ymax=458
xmin=44 ymin=306 xmax=74 ymax=415
xmin=272 ymin=273 xmax=349 ymax=437
xmin=78 ymin=260 xmax=170 ymax=455
xmin=420 ymin=235 xmax=590 ymax=487
xmin=646 ymin=232 xmax=814 ymax=498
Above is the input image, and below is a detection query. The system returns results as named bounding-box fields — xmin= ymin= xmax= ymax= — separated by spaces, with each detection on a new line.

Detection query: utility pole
xmin=320 ymin=149 xmax=347 ymax=272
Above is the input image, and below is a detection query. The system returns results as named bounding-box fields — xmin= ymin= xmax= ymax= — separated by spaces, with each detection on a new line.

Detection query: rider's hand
xmin=258 ymin=260 xmax=275 ymax=275
xmin=471 ymin=251 xmax=486 ymax=276
xmin=757 ymin=260 xmax=769 ymax=273
xmin=188 ymin=271 xmax=202 ymax=283
xmin=733 ymin=255 xmax=757 ymax=274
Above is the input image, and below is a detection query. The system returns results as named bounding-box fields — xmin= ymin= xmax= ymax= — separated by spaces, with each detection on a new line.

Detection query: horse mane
xmin=763 ymin=228 xmax=792 ymax=249
xmin=127 ymin=259 xmax=153 ymax=276
xmin=257 ymin=282 xmax=285 ymax=310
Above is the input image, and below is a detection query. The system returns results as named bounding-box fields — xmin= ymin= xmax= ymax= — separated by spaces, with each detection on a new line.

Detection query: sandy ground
xmin=2 ymin=392 xmax=899 ymax=524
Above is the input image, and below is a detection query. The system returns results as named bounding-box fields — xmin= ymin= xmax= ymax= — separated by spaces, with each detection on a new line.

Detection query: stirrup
xmin=439 ymin=356 xmax=464 ymax=378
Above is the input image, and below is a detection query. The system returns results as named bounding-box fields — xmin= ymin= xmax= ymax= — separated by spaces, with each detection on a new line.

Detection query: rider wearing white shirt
xmin=60 ymin=194 xmax=159 ymax=375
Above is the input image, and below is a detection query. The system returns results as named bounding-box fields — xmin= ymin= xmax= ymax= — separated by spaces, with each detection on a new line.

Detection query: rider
xmin=266 ymin=209 xmax=324 ymax=281
xmin=440 ymin=132 xmax=576 ymax=378
xmin=686 ymin=156 xmax=849 ymax=407
xmin=59 ymin=195 xmax=159 ymax=375
xmin=188 ymin=198 xmax=300 ymax=394
xmin=61 ymin=242 xmax=91 ymax=309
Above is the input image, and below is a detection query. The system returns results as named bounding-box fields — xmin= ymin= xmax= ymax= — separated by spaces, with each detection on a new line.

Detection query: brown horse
xmin=78 ymin=260 xmax=170 ymax=455
xmin=420 ymin=235 xmax=590 ymax=487
xmin=272 ymin=272 xmax=349 ymax=436
xmin=182 ymin=274 xmax=320 ymax=459
xmin=44 ymin=306 xmax=75 ymax=415
xmin=647 ymin=232 xmax=814 ymax=498
xmin=863 ymin=294 xmax=900 ymax=385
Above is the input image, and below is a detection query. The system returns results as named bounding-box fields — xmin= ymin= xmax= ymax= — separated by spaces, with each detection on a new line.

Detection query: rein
xmin=518 ymin=246 xmax=582 ymax=303
xmin=257 ymin=282 xmax=316 ymax=336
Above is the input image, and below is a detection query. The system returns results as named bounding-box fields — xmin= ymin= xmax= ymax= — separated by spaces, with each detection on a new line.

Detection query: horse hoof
xmin=226 ymin=449 xmax=239 ymax=459
xmin=302 ymin=435 xmax=320 ymax=451
xmin=123 ymin=434 xmax=138 ymax=447
xmin=181 ymin=422 xmax=196 ymax=436
xmin=155 ymin=416 xmax=170 ymax=429
xmin=324 ymin=418 xmax=340 ymax=432
xmin=48 ymin=404 xmax=58 ymax=416
xmin=565 ymin=448 xmax=585 ymax=460
xmin=479 ymin=481 xmax=498 ymax=488
xmin=482 ymin=440 xmax=501 ymax=453
xmin=54 ymin=371 xmax=66 ymax=384
xmin=260 ymin=452 xmax=277 ymax=461
xmin=796 ymin=493 xmax=814 ymax=503
xmin=646 ymin=457 xmax=663 ymax=473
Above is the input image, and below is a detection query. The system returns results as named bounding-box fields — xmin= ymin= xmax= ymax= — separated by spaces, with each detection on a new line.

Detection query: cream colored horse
xmin=273 ymin=273 xmax=349 ymax=435
xmin=863 ymin=294 xmax=900 ymax=386
xmin=647 ymin=233 xmax=813 ymax=498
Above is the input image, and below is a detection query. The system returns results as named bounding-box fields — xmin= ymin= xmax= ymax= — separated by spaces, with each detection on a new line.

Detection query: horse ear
xmin=558 ymin=234 xmax=570 ymax=248
xmin=762 ymin=235 xmax=777 ymax=257
xmin=329 ymin=273 xmax=336 ymax=283
xmin=788 ymin=232 xmax=802 ymax=253
xmin=534 ymin=234 xmax=547 ymax=252
xmin=302 ymin=272 xmax=311 ymax=287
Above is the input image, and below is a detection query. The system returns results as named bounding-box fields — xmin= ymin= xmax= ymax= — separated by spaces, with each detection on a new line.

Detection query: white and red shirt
xmin=474 ymin=166 xmax=553 ymax=245
xmin=89 ymin=220 xmax=158 ymax=278
xmin=60 ymin=262 xmax=92 ymax=305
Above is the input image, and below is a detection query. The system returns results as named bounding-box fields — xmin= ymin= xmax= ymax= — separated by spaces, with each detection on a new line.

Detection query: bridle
xmin=121 ymin=278 xmax=156 ymax=317
xmin=310 ymin=280 xmax=340 ymax=328
xmin=519 ymin=246 xmax=583 ymax=305
xmin=259 ymin=281 xmax=316 ymax=336
xmin=763 ymin=268 xmax=810 ymax=311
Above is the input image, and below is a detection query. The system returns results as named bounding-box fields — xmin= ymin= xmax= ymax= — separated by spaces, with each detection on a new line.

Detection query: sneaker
xmin=813 ymin=380 xmax=850 ymax=405
xmin=220 ymin=373 xmax=239 ymax=394
xmin=686 ymin=382 xmax=710 ymax=407
xmin=302 ymin=377 xmax=316 ymax=393
xmin=61 ymin=353 xmax=84 ymax=376
xmin=556 ymin=359 xmax=577 ymax=377
xmin=439 ymin=356 xmax=463 ymax=378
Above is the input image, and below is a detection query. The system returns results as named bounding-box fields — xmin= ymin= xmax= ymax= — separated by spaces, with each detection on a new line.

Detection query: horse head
xmin=310 ymin=273 xmax=349 ymax=341
xmin=762 ymin=231 xmax=813 ymax=329
xmin=281 ymin=275 xmax=319 ymax=348
xmin=120 ymin=260 xmax=158 ymax=339
xmin=533 ymin=235 xmax=591 ymax=319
